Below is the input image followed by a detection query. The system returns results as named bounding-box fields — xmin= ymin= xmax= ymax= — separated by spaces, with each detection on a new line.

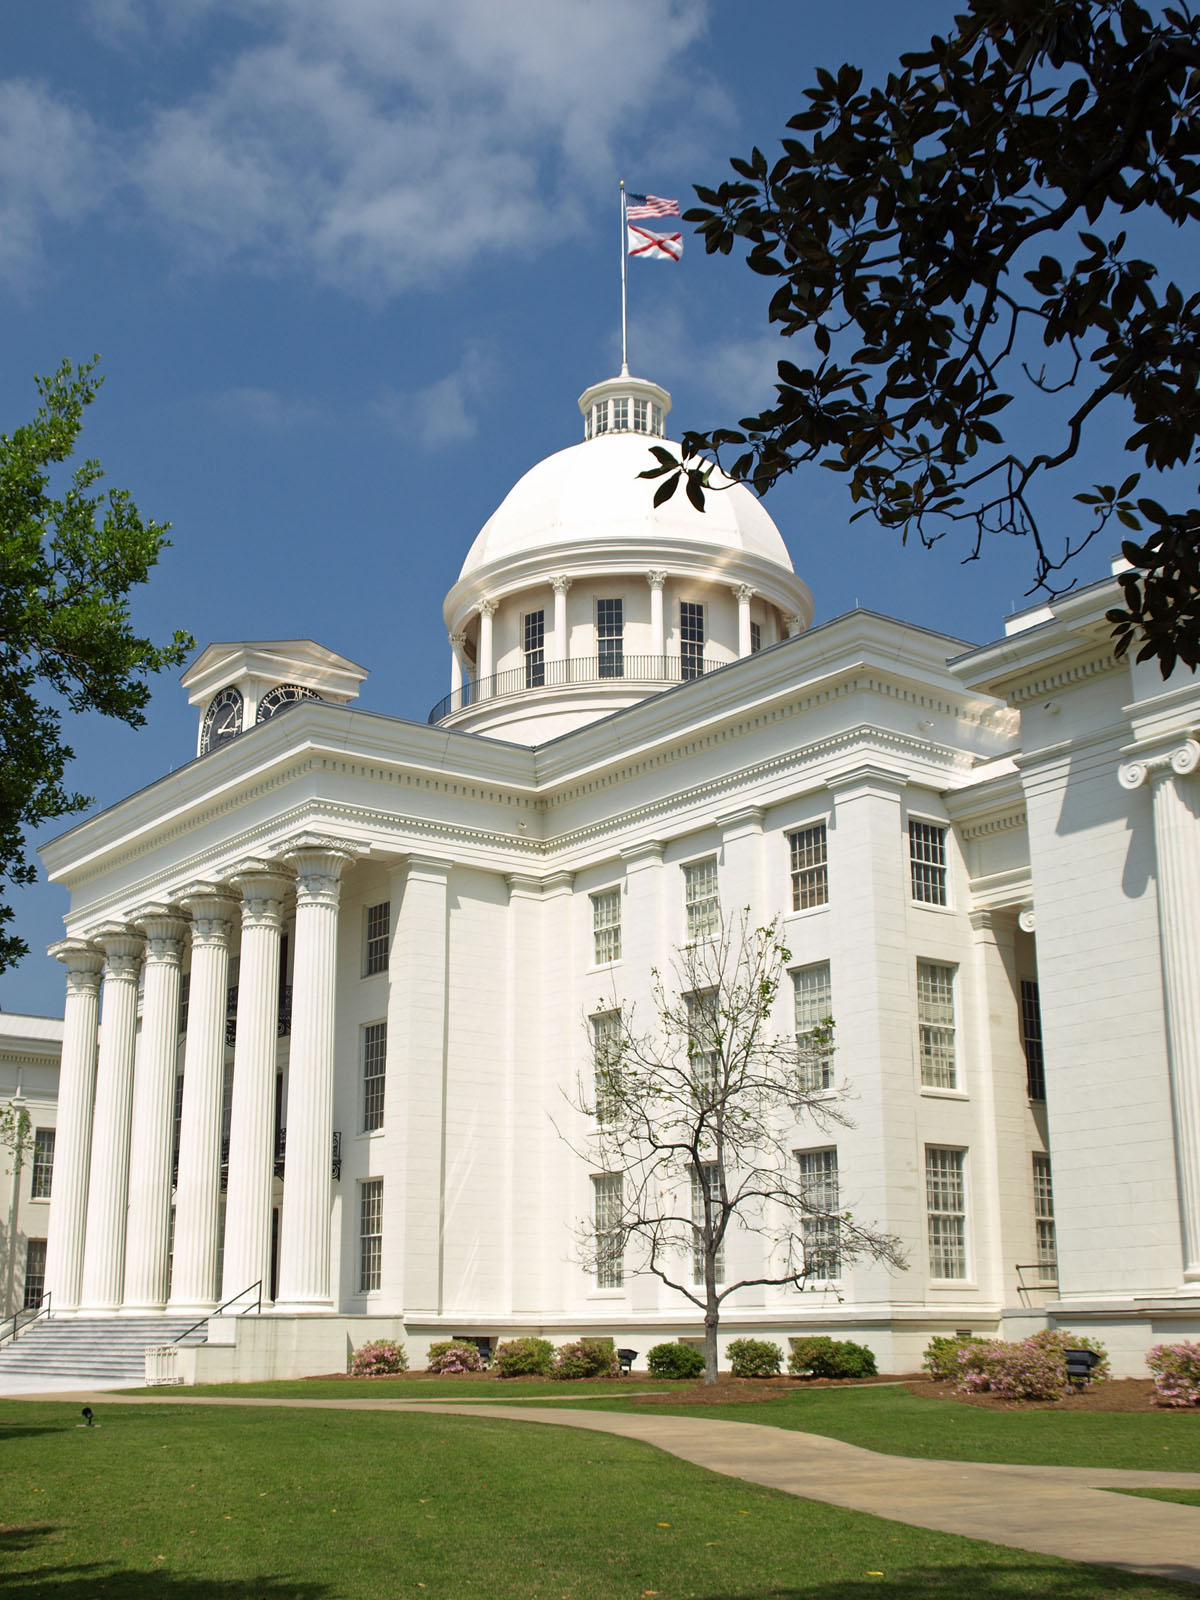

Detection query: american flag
xmin=626 ymin=192 xmax=680 ymax=220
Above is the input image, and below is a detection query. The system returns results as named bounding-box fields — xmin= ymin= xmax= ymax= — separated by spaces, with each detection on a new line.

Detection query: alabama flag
xmin=627 ymin=223 xmax=683 ymax=262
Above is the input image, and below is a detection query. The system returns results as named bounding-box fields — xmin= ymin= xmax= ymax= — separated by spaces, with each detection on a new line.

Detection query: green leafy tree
xmin=642 ymin=0 xmax=1200 ymax=675
xmin=0 ymin=359 xmax=192 ymax=970
xmin=570 ymin=914 xmax=902 ymax=1384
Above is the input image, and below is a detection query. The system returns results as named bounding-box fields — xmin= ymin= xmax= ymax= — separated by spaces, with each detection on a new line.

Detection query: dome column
xmin=449 ymin=632 xmax=468 ymax=710
xmin=551 ymin=576 xmax=572 ymax=667
xmin=732 ymin=585 xmax=755 ymax=658
xmin=647 ymin=571 xmax=667 ymax=662
xmin=477 ymin=600 xmax=497 ymax=699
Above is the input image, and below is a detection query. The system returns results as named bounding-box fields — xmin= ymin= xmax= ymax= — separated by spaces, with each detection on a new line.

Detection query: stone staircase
xmin=0 ymin=1316 xmax=206 ymax=1389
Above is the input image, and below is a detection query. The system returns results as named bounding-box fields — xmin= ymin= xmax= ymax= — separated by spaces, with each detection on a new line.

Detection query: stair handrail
xmin=0 ymin=1292 xmax=51 ymax=1350
xmin=171 ymin=1280 xmax=262 ymax=1346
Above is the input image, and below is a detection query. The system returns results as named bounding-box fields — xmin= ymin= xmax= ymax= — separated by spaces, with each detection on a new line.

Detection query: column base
xmin=166 ymin=1301 xmax=218 ymax=1319
xmin=270 ymin=1300 xmax=335 ymax=1316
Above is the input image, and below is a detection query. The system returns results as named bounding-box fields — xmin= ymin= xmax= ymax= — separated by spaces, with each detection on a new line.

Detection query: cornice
xmin=956 ymin=809 xmax=1028 ymax=841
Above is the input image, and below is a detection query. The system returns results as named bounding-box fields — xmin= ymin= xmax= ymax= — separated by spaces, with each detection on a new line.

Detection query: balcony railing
xmin=225 ymin=984 xmax=293 ymax=1049
xmin=270 ymin=1127 xmax=342 ymax=1182
xmin=428 ymin=652 xmax=710 ymax=723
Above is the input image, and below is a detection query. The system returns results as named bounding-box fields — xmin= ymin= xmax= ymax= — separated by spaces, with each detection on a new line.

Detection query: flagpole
xmin=619 ymin=179 xmax=629 ymax=374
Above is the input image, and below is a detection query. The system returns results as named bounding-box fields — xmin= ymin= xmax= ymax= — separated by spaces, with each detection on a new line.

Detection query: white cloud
xmin=372 ymin=343 xmax=496 ymax=450
xmin=118 ymin=0 xmax=716 ymax=298
xmin=628 ymin=300 xmax=809 ymax=418
xmin=0 ymin=80 xmax=106 ymax=293
xmin=211 ymin=385 xmax=326 ymax=428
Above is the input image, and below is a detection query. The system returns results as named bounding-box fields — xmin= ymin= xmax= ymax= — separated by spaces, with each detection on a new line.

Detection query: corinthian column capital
xmin=49 ymin=938 xmax=104 ymax=995
xmin=91 ymin=923 xmax=144 ymax=979
xmin=230 ymin=860 xmax=293 ymax=930
xmin=131 ymin=904 xmax=189 ymax=965
xmin=175 ymin=884 xmax=239 ymax=946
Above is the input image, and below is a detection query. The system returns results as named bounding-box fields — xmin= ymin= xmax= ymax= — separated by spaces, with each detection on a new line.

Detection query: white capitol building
xmin=6 ymin=368 xmax=1200 ymax=1381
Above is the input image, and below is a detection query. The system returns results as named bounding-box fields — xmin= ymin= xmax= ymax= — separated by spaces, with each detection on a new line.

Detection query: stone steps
xmin=0 ymin=1317 xmax=206 ymax=1386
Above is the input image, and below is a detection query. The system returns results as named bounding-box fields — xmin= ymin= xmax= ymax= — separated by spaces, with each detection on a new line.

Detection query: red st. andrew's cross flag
xmin=626 ymin=191 xmax=682 ymax=261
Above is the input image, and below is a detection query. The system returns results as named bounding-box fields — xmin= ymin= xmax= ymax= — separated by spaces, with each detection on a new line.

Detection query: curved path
xmin=24 ymin=1391 xmax=1200 ymax=1587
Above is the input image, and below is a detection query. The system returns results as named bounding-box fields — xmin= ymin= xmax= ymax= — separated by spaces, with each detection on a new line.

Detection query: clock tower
xmin=181 ymin=640 xmax=369 ymax=757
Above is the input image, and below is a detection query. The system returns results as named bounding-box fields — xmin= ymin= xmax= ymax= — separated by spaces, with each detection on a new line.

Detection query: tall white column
xmin=44 ymin=940 xmax=104 ymax=1313
xmin=732 ymin=584 xmax=755 ymax=657
xmin=647 ymin=571 xmax=666 ymax=660
xmin=448 ymin=632 xmax=465 ymax=708
xmin=222 ymin=864 xmax=291 ymax=1304
xmin=1120 ymin=738 xmax=1200 ymax=1278
xmin=477 ymin=599 xmax=497 ymax=698
xmin=122 ymin=908 xmax=188 ymax=1312
xmin=169 ymin=886 xmax=238 ymax=1314
xmin=79 ymin=925 xmax=144 ymax=1312
xmin=551 ymin=575 xmax=572 ymax=666
xmin=276 ymin=838 xmax=357 ymax=1311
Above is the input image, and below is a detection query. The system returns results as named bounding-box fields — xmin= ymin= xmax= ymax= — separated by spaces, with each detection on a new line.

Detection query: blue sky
xmin=1 ymin=0 xmax=1181 ymax=1013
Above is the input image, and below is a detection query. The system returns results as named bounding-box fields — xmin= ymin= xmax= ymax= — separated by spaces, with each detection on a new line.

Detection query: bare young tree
xmin=569 ymin=914 xmax=903 ymax=1383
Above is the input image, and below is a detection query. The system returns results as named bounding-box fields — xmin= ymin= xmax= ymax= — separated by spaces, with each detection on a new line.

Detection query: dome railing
xmin=428 ymin=652 xmax=711 ymax=724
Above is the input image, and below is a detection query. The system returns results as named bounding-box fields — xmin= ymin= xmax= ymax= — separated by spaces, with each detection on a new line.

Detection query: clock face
xmin=256 ymin=683 xmax=322 ymax=723
xmin=200 ymin=686 xmax=244 ymax=754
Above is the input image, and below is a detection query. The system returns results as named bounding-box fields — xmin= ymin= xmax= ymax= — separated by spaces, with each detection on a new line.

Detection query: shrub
xmin=646 ymin=1342 xmax=706 ymax=1380
xmin=551 ymin=1337 xmax=620 ymax=1380
xmin=952 ymin=1329 xmax=1110 ymax=1401
xmin=788 ymin=1336 xmax=877 ymax=1379
xmin=923 ymin=1334 xmax=985 ymax=1381
xmin=493 ymin=1337 xmax=554 ymax=1378
xmin=727 ymin=1337 xmax=783 ymax=1378
xmin=1147 ymin=1341 xmax=1200 ymax=1408
xmin=348 ymin=1338 xmax=408 ymax=1377
xmin=425 ymin=1339 xmax=486 ymax=1375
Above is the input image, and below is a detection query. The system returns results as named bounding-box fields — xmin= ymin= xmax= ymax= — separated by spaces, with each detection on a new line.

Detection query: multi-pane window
xmin=692 ymin=1162 xmax=725 ymax=1284
xmin=680 ymin=601 xmax=705 ymax=680
xmin=789 ymin=823 xmax=829 ymax=911
xmin=1020 ymin=979 xmax=1046 ymax=1101
xmin=750 ymin=621 xmax=762 ymax=653
xmin=687 ymin=989 xmax=721 ymax=1105
xmin=597 ymin=597 xmax=624 ymax=678
xmin=650 ymin=403 xmax=664 ymax=436
xmin=178 ymin=970 xmax=190 ymax=1035
xmin=359 ymin=1179 xmax=383 ymax=1292
xmin=633 ymin=397 xmax=648 ymax=432
xmin=793 ymin=963 xmax=834 ymax=1091
xmin=612 ymin=397 xmax=629 ymax=431
xmin=524 ymin=609 xmax=546 ymax=688
xmin=593 ymin=1173 xmax=624 ymax=1288
xmin=23 ymin=1238 xmax=46 ymax=1310
xmin=592 ymin=888 xmax=621 ymax=964
xmin=591 ymin=1010 xmax=622 ymax=1123
xmin=926 ymin=1147 xmax=967 ymax=1279
xmin=365 ymin=902 xmax=391 ymax=976
xmin=909 ymin=820 xmax=948 ymax=905
xmin=592 ymin=400 xmax=609 ymax=435
xmin=1033 ymin=1153 xmax=1058 ymax=1282
xmin=684 ymin=856 xmax=719 ymax=942
xmin=30 ymin=1128 xmax=55 ymax=1199
xmin=362 ymin=1021 xmax=387 ymax=1133
xmin=917 ymin=961 xmax=957 ymax=1089
xmin=171 ymin=1070 xmax=185 ymax=1185
xmin=798 ymin=1148 xmax=841 ymax=1277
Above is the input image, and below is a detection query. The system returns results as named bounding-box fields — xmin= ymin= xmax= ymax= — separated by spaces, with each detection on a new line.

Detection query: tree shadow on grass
xmin=690 ymin=1564 xmax=1200 ymax=1599
xmin=0 ymin=1421 xmax=76 ymax=1440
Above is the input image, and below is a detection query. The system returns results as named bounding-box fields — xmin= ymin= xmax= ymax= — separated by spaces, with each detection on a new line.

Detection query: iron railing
xmin=0 ymin=1292 xmax=50 ymax=1349
xmin=171 ymin=1279 xmax=262 ymax=1345
xmin=428 ymin=652 xmax=711 ymax=723
xmin=271 ymin=1128 xmax=342 ymax=1181
xmin=225 ymin=984 xmax=293 ymax=1048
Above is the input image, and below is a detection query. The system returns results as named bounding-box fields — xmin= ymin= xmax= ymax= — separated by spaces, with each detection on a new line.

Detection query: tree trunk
xmin=703 ymin=1284 xmax=719 ymax=1384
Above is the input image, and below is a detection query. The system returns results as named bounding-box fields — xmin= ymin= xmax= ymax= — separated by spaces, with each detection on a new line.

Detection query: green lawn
xmin=1111 ymin=1488 xmax=1200 ymax=1508
xmin=151 ymin=1375 xmax=650 ymax=1401
xmin=1 ymin=1399 xmax=1197 ymax=1600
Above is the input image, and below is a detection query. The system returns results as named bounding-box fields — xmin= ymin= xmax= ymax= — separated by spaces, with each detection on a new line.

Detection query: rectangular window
xmin=683 ymin=856 xmax=719 ymax=943
xmin=1020 ymin=979 xmax=1046 ymax=1100
xmin=909 ymin=820 xmax=948 ymax=905
xmin=651 ymin=403 xmax=663 ymax=436
xmin=692 ymin=1162 xmax=725 ymax=1284
xmin=750 ymin=621 xmax=762 ymax=653
xmin=789 ymin=823 xmax=829 ymax=911
xmin=611 ymin=397 xmax=629 ymax=431
xmin=793 ymin=963 xmax=834 ymax=1091
xmin=359 ymin=1179 xmax=383 ymax=1292
xmin=597 ymin=597 xmax=624 ymax=678
xmin=917 ymin=960 xmax=957 ymax=1089
xmin=524 ymin=609 xmax=546 ymax=688
xmin=365 ymin=901 xmax=390 ymax=976
xmin=798 ymin=1148 xmax=840 ymax=1277
xmin=591 ymin=887 xmax=621 ymax=964
xmin=926 ymin=1147 xmax=967 ymax=1279
xmin=680 ymin=601 xmax=705 ymax=680
xmin=30 ymin=1128 xmax=55 ymax=1200
xmin=633 ymin=397 xmax=648 ymax=432
xmin=593 ymin=400 xmax=609 ymax=435
xmin=686 ymin=989 xmax=721 ymax=1105
xmin=593 ymin=1173 xmax=624 ymax=1288
xmin=591 ymin=1010 xmax=622 ymax=1123
xmin=178 ymin=971 xmax=190 ymax=1035
xmin=23 ymin=1238 xmax=46 ymax=1310
xmin=171 ymin=1070 xmax=185 ymax=1186
xmin=1033 ymin=1153 xmax=1057 ymax=1282
xmin=362 ymin=1021 xmax=387 ymax=1133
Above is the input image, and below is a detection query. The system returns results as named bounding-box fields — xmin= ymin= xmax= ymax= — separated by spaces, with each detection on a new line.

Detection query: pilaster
xmin=43 ymin=940 xmax=104 ymax=1313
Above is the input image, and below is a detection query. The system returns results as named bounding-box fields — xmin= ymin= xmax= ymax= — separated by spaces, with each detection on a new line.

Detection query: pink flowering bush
xmin=1147 ymin=1341 xmax=1200 ymax=1407
xmin=348 ymin=1338 xmax=408 ymax=1377
xmin=953 ymin=1328 xmax=1109 ymax=1401
xmin=426 ymin=1339 xmax=486 ymax=1374
xmin=551 ymin=1337 xmax=620 ymax=1380
xmin=922 ymin=1335 xmax=984 ymax=1381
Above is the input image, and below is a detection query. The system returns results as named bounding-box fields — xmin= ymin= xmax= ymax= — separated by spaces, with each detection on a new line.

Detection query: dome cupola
xmin=433 ymin=372 xmax=814 ymax=743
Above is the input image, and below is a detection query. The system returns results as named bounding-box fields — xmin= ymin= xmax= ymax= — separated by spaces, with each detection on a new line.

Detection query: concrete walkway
xmin=12 ymin=1391 xmax=1200 ymax=1587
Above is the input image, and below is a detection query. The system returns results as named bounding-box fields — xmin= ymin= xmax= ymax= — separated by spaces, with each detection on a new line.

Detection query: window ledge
xmin=910 ymin=900 xmax=956 ymax=915
xmin=927 ymin=1279 xmax=978 ymax=1290
xmin=586 ymin=1289 xmax=628 ymax=1300
xmin=356 ymin=1128 xmax=386 ymax=1141
xmin=920 ymin=1087 xmax=969 ymax=1101
xmin=782 ymin=903 xmax=830 ymax=921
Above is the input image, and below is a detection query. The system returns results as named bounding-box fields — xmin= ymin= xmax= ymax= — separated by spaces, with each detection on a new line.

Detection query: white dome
xmin=458 ymin=432 xmax=795 ymax=580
